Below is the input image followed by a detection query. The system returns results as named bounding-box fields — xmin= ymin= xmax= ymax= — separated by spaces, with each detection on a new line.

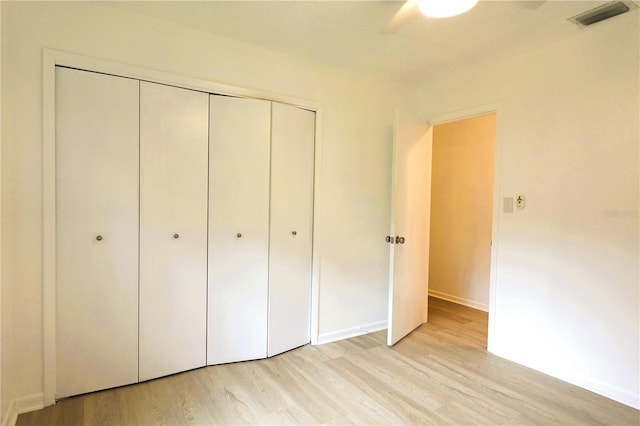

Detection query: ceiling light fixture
xmin=417 ymin=0 xmax=479 ymax=18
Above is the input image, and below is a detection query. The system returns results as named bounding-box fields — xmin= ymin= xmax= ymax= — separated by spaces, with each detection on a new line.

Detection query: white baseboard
xmin=490 ymin=343 xmax=640 ymax=410
xmin=580 ymin=376 xmax=640 ymax=410
xmin=316 ymin=320 xmax=387 ymax=345
xmin=429 ymin=289 xmax=489 ymax=312
xmin=2 ymin=393 xmax=44 ymax=426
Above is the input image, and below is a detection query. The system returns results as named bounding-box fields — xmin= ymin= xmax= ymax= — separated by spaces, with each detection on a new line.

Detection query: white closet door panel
xmin=208 ymin=95 xmax=271 ymax=364
xmin=139 ymin=82 xmax=208 ymax=381
xmin=56 ymin=67 xmax=139 ymax=398
xmin=268 ymin=103 xmax=315 ymax=357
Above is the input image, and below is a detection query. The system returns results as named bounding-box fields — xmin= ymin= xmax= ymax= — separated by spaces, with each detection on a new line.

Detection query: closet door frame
xmin=42 ymin=48 xmax=323 ymax=407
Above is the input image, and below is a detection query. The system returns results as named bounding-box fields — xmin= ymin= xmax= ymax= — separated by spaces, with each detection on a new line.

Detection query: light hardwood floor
xmin=18 ymin=297 xmax=639 ymax=425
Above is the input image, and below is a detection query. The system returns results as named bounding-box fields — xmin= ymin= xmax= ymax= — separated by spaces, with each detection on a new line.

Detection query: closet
xmin=55 ymin=66 xmax=315 ymax=399
xmin=208 ymin=97 xmax=315 ymax=364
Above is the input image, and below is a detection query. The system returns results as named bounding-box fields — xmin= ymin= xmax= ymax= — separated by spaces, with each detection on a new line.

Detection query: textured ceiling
xmin=109 ymin=1 xmax=627 ymax=84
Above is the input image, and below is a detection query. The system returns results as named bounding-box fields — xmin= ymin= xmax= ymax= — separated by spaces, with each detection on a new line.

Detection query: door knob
xmin=173 ymin=233 xmax=180 ymax=239
xmin=236 ymin=233 xmax=242 ymax=238
xmin=385 ymin=235 xmax=392 ymax=243
xmin=96 ymin=235 xmax=103 ymax=241
xmin=291 ymin=231 xmax=297 ymax=236
xmin=395 ymin=236 xmax=405 ymax=244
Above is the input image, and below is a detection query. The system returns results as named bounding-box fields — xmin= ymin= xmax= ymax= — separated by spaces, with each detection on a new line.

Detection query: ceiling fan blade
xmin=383 ymin=0 xmax=421 ymax=34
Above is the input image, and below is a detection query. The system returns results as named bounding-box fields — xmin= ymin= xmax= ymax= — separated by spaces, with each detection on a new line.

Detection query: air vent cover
xmin=569 ymin=1 xmax=638 ymax=26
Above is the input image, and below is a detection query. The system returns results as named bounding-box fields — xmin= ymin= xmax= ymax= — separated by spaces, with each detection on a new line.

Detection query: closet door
xmin=268 ymin=103 xmax=315 ymax=357
xmin=139 ymin=82 xmax=209 ymax=381
xmin=56 ymin=67 xmax=139 ymax=398
xmin=208 ymin=95 xmax=271 ymax=364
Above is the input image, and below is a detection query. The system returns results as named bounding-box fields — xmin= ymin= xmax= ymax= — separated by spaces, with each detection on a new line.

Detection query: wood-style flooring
xmin=18 ymin=297 xmax=640 ymax=425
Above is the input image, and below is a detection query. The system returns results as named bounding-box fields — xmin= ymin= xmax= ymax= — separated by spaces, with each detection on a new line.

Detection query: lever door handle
xmin=395 ymin=236 xmax=405 ymax=244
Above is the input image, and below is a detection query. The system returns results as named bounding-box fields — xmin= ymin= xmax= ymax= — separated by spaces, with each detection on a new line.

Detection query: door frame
xmin=427 ymin=101 xmax=503 ymax=353
xmin=42 ymin=48 xmax=324 ymax=406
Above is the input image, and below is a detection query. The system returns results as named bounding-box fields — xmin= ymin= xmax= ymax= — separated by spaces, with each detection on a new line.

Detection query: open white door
xmin=387 ymin=109 xmax=432 ymax=346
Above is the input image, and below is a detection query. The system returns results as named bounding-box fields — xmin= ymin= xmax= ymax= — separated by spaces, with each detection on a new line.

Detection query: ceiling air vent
xmin=568 ymin=1 xmax=638 ymax=26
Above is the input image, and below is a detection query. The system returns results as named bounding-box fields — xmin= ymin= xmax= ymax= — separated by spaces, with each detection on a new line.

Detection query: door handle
xmin=386 ymin=235 xmax=405 ymax=244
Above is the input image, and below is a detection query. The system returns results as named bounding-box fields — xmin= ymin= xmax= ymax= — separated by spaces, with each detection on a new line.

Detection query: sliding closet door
xmin=139 ymin=82 xmax=209 ymax=381
xmin=208 ymin=95 xmax=271 ymax=364
xmin=268 ymin=103 xmax=315 ymax=357
xmin=56 ymin=67 xmax=139 ymax=398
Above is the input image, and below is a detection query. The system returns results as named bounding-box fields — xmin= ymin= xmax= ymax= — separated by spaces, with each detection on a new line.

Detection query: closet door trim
xmin=42 ymin=49 xmax=323 ymax=407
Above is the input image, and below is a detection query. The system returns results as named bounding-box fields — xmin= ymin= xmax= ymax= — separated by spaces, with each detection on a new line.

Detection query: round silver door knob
xmin=173 ymin=233 xmax=180 ymax=239
xmin=237 ymin=233 xmax=242 ymax=238
xmin=96 ymin=235 xmax=103 ymax=241
xmin=291 ymin=231 xmax=297 ymax=236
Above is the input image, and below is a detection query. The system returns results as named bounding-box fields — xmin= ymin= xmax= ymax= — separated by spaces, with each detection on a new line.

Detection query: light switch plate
xmin=503 ymin=197 xmax=514 ymax=213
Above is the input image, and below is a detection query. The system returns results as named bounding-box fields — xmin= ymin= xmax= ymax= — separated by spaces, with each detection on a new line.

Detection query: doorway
xmin=427 ymin=113 xmax=496 ymax=347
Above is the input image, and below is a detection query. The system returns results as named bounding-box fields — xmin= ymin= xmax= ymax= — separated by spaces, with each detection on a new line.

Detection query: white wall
xmin=415 ymin=12 xmax=639 ymax=408
xmin=0 ymin=1 xmax=416 ymax=416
